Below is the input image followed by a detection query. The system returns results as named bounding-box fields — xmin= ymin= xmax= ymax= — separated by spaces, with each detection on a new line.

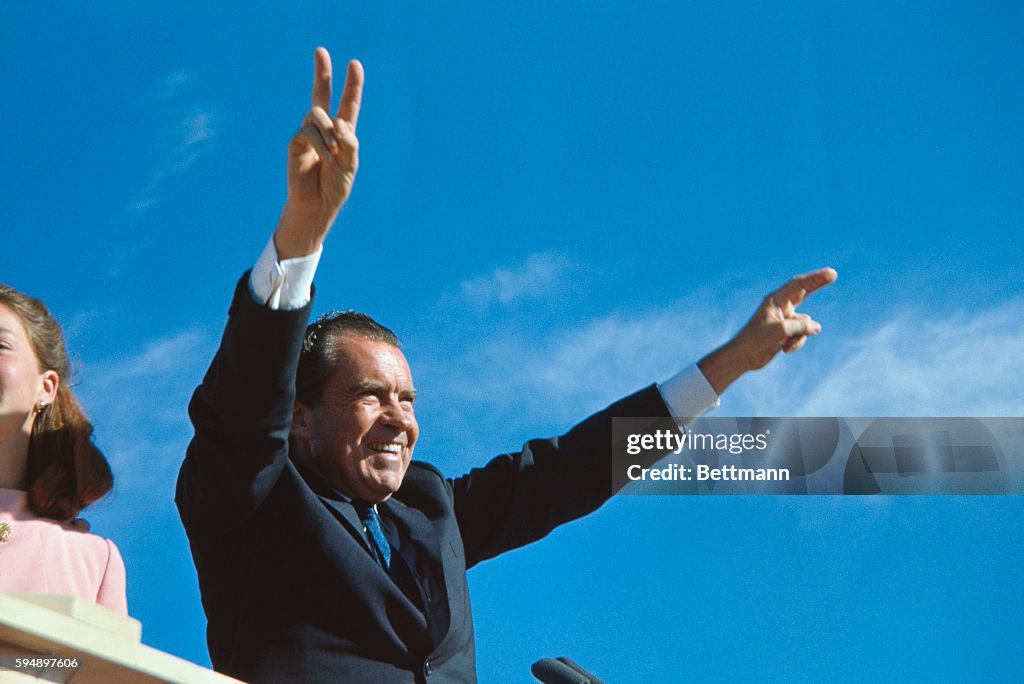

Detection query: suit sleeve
xmin=451 ymin=384 xmax=671 ymax=569
xmin=175 ymin=273 xmax=312 ymax=547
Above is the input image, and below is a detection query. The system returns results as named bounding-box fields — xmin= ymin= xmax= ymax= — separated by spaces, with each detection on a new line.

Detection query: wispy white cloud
xmin=181 ymin=111 xmax=214 ymax=148
xmin=792 ymin=297 xmax=1024 ymax=416
xmin=418 ymin=289 xmax=741 ymax=437
xmin=455 ymin=252 xmax=572 ymax=308
xmin=127 ymin=70 xmax=218 ymax=214
xmin=92 ymin=330 xmax=207 ymax=385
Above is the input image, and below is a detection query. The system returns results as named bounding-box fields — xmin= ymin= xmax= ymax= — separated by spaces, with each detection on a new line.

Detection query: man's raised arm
xmin=177 ymin=48 xmax=364 ymax=539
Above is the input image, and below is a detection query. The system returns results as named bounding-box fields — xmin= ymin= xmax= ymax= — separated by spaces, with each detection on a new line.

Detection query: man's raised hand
xmin=275 ymin=48 xmax=364 ymax=259
xmin=698 ymin=268 xmax=838 ymax=395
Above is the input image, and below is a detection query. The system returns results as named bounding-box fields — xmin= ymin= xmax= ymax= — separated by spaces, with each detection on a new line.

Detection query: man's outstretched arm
xmin=453 ymin=268 xmax=838 ymax=565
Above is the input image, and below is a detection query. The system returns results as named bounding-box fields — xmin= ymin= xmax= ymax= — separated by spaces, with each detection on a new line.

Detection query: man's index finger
xmin=775 ymin=267 xmax=838 ymax=305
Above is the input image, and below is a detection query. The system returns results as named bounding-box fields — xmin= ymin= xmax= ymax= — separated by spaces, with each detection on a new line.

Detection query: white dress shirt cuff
xmin=249 ymin=236 xmax=322 ymax=310
xmin=657 ymin=365 xmax=720 ymax=423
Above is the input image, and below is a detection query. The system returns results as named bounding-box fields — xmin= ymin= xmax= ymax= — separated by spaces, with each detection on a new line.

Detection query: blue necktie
xmin=353 ymin=501 xmax=391 ymax=570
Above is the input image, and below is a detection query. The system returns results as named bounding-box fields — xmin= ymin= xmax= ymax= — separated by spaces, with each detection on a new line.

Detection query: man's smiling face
xmin=293 ymin=335 xmax=419 ymax=503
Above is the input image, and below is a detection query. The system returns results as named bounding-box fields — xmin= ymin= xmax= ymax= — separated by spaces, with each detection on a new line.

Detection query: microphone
xmin=556 ymin=657 xmax=606 ymax=684
xmin=531 ymin=657 xmax=606 ymax=684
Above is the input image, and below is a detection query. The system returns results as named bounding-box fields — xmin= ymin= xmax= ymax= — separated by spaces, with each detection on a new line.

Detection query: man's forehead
xmin=329 ymin=336 xmax=414 ymax=385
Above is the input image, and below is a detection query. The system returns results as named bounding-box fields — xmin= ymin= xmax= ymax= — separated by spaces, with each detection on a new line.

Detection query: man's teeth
xmin=369 ymin=443 xmax=402 ymax=454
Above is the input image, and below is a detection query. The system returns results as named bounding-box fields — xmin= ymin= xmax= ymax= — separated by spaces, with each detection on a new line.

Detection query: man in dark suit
xmin=176 ymin=48 xmax=836 ymax=683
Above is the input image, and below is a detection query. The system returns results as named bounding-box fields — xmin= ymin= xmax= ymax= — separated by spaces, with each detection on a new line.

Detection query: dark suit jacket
xmin=176 ymin=275 xmax=670 ymax=683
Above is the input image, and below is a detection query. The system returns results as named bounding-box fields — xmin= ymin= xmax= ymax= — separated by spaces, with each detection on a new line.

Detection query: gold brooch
xmin=0 ymin=521 xmax=12 ymax=543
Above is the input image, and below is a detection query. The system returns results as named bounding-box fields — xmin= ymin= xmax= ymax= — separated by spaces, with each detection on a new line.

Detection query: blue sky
xmin=3 ymin=1 xmax=1023 ymax=681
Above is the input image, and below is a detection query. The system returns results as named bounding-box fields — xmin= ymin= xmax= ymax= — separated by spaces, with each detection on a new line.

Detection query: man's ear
xmin=291 ymin=400 xmax=314 ymax=441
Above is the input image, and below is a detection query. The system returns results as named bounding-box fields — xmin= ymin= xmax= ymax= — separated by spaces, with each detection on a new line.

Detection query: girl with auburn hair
xmin=0 ymin=284 xmax=126 ymax=614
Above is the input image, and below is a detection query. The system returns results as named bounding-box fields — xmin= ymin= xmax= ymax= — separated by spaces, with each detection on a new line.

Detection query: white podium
xmin=0 ymin=594 xmax=241 ymax=684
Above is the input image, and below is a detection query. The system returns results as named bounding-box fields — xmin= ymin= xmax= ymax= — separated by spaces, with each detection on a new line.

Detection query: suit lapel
xmin=382 ymin=498 xmax=443 ymax=570
xmin=316 ymin=495 xmax=374 ymax=555
xmin=293 ymin=459 xmax=376 ymax=556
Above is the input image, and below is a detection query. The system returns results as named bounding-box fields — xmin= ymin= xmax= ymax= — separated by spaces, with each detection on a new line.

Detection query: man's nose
xmin=379 ymin=400 xmax=414 ymax=430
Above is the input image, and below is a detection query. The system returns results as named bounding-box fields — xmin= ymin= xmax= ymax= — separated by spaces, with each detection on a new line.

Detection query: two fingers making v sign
xmin=281 ymin=47 xmax=364 ymax=247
